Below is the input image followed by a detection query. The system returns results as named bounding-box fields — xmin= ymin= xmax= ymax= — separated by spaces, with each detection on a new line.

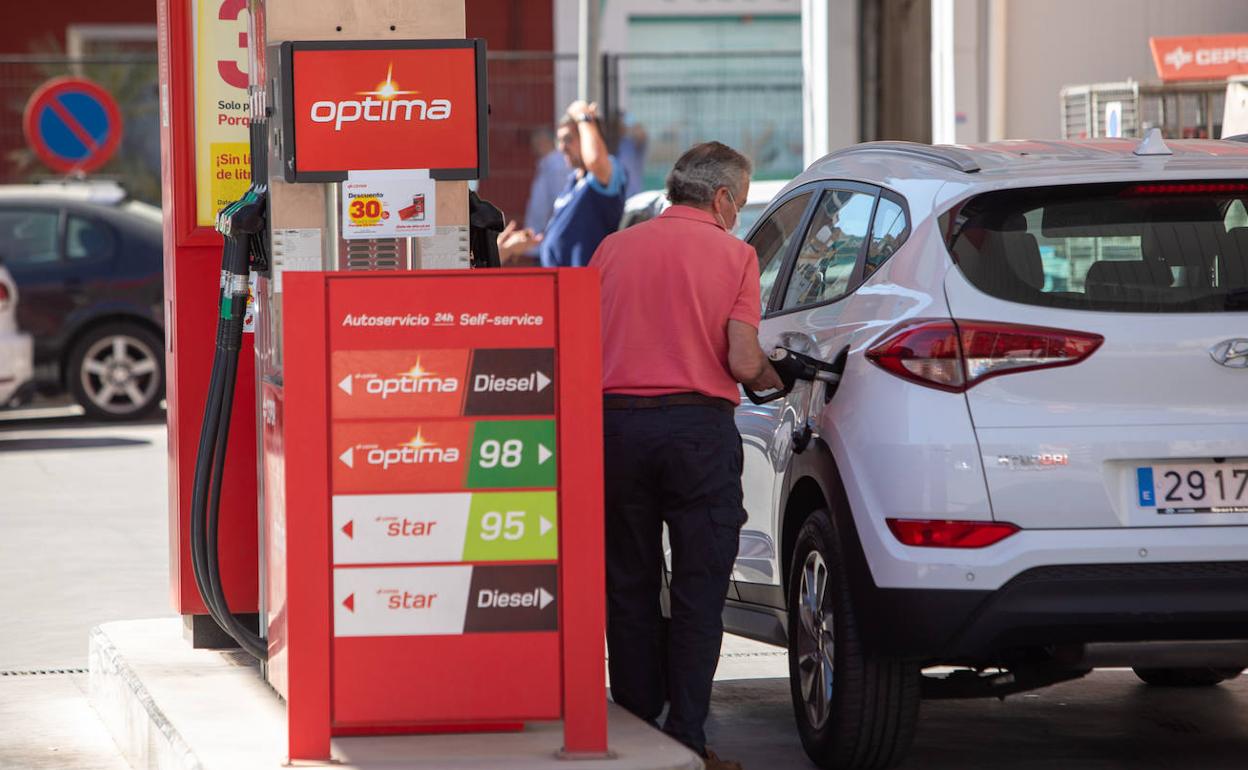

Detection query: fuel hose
xmin=190 ymin=108 xmax=270 ymax=660
xmin=190 ymin=219 xmax=267 ymax=661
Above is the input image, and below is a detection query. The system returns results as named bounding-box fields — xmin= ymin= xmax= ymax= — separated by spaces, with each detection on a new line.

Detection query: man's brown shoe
xmin=703 ymin=749 xmax=743 ymax=770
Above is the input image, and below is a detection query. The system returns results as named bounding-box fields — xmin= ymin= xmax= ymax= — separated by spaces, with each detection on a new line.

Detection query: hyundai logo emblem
xmin=1210 ymin=339 xmax=1248 ymax=369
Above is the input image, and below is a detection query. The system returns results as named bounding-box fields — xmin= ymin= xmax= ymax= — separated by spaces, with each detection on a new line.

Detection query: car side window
xmin=0 ymin=208 xmax=60 ymax=266
xmin=865 ymin=194 xmax=909 ymax=278
xmin=747 ymin=192 xmax=812 ymax=312
xmin=781 ymin=188 xmax=875 ymax=310
xmin=66 ymin=216 xmax=117 ymax=262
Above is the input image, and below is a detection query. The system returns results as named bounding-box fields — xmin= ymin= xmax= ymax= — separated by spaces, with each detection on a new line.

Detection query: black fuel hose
xmin=190 ymin=202 xmax=268 ymax=661
xmin=189 ymin=336 xmax=225 ymax=621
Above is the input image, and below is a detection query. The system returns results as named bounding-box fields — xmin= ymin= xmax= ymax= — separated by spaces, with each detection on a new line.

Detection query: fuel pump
xmin=188 ymin=77 xmax=271 ymax=659
xmin=156 ymin=2 xmax=615 ymax=756
xmin=183 ymin=3 xmax=494 ymax=660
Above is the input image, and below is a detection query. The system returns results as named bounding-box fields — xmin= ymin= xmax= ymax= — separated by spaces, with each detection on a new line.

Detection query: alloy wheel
xmin=796 ymin=549 xmax=834 ymax=728
xmin=79 ymin=333 xmax=161 ymax=416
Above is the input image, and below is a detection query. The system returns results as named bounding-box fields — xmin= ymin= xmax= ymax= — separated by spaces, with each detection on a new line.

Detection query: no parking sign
xmin=23 ymin=77 xmax=123 ymax=174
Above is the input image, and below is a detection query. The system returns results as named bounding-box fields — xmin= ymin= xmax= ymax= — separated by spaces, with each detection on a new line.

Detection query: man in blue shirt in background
xmin=539 ymin=100 xmax=628 ymax=268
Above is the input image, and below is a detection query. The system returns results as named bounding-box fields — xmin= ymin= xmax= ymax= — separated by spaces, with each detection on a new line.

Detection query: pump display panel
xmin=277 ymin=39 xmax=488 ymax=182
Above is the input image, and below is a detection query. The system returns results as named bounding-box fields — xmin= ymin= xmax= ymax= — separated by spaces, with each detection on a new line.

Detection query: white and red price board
xmin=277 ymin=270 xmax=606 ymax=753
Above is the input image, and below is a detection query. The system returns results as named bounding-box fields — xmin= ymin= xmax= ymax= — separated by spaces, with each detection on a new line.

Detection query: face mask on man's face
xmin=714 ymin=188 xmax=739 ymax=232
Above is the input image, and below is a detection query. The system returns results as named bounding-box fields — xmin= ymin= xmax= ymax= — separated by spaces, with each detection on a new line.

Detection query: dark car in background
xmin=0 ymin=182 xmax=164 ymax=420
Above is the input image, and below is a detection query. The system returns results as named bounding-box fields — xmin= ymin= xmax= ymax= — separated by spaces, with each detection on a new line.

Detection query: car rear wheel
xmin=68 ymin=322 xmax=164 ymax=421
xmin=1133 ymin=667 xmax=1245 ymax=687
xmin=787 ymin=509 xmax=919 ymax=769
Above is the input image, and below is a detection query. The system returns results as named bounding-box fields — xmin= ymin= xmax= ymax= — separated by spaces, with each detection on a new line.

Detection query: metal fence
xmin=0 ymin=50 xmax=804 ymax=225
xmin=478 ymin=52 xmax=578 ymax=224
xmin=0 ymin=55 xmax=160 ymax=203
xmin=602 ymin=51 xmax=803 ymax=193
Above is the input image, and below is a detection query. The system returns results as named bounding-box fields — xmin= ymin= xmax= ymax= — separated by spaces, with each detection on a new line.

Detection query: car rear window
xmin=947 ymin=182 xmax=1248 ymax=312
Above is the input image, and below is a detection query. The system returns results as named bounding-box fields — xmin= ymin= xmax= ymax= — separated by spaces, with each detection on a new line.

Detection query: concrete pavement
xmin=0 ymin=404 xmax=172 ymax=770
xmin=705 ymin=670 xmax=1248 ymax=770
xmin=0 ymin=405 xmax=172 ymax=671
xmin=0 ymin=674 xmax=129 ymax=770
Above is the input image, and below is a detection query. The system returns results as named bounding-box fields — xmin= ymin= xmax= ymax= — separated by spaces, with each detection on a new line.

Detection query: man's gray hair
xmin=665 ymin=141 xmax=753 ymax=206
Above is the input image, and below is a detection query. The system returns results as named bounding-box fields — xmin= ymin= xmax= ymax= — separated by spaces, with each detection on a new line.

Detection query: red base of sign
xmin=333 ymin=723 xmax=524 ymax=737
xmin=277 ymin=270 xmax=606 ymax=761
xmin=333 ymin=634 xmax=560 ymax=724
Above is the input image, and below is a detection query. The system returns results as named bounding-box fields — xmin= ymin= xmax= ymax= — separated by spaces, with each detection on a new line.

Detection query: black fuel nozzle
xmin=768 ymin=347 xmax=842 ymax=389
xmin=212 ymin=188 xmax=268 ymax=349
xmin=216 ymin=187 xmax=268 ymax=242
xmin=743 ymin=347 xmax=841 ymax=405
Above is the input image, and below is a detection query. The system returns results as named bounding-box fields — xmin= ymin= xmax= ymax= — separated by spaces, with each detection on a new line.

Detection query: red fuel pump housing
xmin=272 ymin=269 xmax=607 ymax=760
xmin=157 ymin=0 xmax=259 ymax=627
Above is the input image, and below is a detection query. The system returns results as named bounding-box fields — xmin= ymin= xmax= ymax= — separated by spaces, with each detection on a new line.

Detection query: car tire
xmin=787 ymin=509 xmax=920 ymax=770
xmin=1132 ymin=667 xmax=1245 ymax=687
xmin=68 ymin=322 xmax=165 ymax=421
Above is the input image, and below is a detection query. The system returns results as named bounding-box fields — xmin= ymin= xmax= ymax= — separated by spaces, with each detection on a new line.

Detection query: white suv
xmin=722 ymin=133 xmax=1248 ymax=769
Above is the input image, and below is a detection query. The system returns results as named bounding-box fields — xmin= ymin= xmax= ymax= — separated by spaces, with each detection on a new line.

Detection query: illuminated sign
xmin=278 ymin=39 xmax=488 ymax=182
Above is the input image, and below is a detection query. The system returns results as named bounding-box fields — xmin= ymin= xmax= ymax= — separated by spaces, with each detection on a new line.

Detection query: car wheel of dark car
xmin=787 ymin=509 xmax=920 ymax=770
xmin=1133 ymin=667 xmax=1245 ymax=687
xmin=68 ymin=322 xmax=164 ymax=421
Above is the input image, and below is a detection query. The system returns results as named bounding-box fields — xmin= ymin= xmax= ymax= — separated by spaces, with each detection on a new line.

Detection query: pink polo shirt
xmin=590 ymin=204 xmax=762 ymax=404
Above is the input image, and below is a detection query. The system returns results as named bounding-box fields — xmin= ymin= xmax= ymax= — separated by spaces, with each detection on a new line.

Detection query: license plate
xmin=1137 ymin=461 xmax=1248 ymax=513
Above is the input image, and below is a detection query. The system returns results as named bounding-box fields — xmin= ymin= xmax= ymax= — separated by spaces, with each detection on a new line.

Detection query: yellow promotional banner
xmin=194 ymin=0 xmax=252 ymax=227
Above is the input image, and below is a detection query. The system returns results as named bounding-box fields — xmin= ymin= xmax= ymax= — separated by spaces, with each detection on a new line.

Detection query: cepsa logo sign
xmin=333 ymin=421 xmax=473 ymax=494
xmin=287 ymin=43 xmax=483 ymax=179
xmin=331 ymin=349 xmax=469 ymax=419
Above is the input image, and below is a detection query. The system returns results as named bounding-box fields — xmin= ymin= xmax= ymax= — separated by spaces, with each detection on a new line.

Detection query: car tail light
xmin=1120 ymin=182 xmax=1248 ymax=196
xmin=865 ymin=319 xmax=1103 ymax=392
xmin=0 ymin=281 xmax=9 ymax=311
xmin=886 ymin=518 xmax=1019 ymax=548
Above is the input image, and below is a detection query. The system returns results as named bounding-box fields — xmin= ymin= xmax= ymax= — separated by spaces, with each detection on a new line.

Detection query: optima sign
xmin=277 ymin=39 xmax=488 ymax=182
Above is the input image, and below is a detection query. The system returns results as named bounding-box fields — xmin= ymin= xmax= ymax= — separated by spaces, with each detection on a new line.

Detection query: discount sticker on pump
xmin=341 ymin=169 xmax=437 ymax=239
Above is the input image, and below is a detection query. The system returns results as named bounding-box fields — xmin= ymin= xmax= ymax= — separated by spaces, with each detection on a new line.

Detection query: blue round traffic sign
xmin=23 ymin=77 xmax=123 ymax=174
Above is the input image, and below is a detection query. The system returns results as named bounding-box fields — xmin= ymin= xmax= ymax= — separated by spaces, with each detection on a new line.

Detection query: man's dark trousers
xmin=604 ymin=402 xmax=745 ymax=757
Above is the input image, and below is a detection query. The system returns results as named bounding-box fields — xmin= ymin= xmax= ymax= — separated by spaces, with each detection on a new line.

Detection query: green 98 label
xmin=467 ymin=420 xmax=556 ymax=489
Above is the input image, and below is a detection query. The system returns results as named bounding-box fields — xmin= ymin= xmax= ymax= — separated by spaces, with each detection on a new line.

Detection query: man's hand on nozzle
xmin=746 ymin=362 xmax=784 ymax=394
xmin=727 ymin=320 xmax=785 ymax=393
xmin=768 ymin=349 xmax=814 ymax=391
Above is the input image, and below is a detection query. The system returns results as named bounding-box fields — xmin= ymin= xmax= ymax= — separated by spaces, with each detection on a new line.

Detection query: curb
xmin=88 ymin=625 xmax=203 ymax=770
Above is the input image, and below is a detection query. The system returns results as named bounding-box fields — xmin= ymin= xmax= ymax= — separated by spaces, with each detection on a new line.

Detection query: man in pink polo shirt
xmin=590 ymin=142 xmax=782 ymax=767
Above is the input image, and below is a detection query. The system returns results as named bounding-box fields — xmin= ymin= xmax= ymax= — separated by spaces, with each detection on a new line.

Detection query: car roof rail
xmin=824 ymin=141 xmax=981 ymax=173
